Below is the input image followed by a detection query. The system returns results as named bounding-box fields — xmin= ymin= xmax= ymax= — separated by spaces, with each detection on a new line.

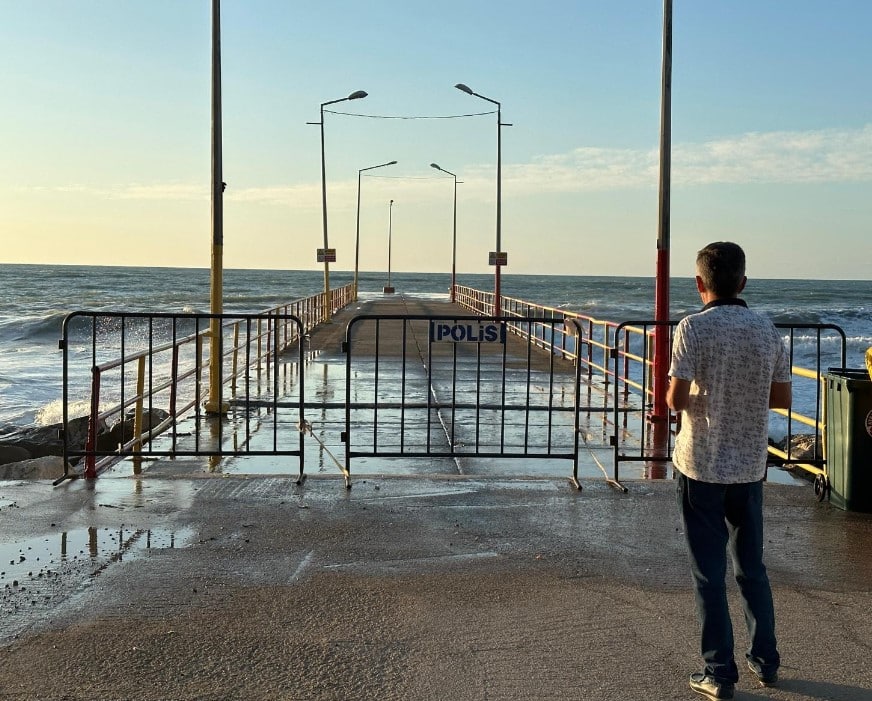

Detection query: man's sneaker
xmin=689 ymin=672 xmax=735 ymax=700
xmin=747 ymin=659 xmax=778 ymax=686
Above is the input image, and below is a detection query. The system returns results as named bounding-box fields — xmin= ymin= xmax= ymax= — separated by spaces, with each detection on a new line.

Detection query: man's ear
xmin=738 ymin=276 xmax=747 ymax=293
xmin=695 ymin=275 xmax=706 ymax=293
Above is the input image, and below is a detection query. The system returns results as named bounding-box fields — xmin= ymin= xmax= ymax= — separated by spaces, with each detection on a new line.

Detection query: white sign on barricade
xmin=429 ymin=320 xmax=506 ymax=343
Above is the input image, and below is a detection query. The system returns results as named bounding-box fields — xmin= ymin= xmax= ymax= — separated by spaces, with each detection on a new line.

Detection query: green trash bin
xmin=825 ymin=368 xmax=872 ymax=512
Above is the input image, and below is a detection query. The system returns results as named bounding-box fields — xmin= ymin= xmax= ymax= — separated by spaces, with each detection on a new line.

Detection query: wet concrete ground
xmin=2 ymin=296 xmax=870 ymax=700
xmin=2 ymin=474 xmax=872 ymax=700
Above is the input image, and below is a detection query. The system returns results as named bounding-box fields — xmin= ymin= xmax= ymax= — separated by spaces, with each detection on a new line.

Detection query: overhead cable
xmin=324 ymin=109 xmax=497 ymax=119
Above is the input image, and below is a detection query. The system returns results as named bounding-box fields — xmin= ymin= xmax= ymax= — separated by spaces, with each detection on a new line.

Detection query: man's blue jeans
xmin=677 ymin=474 xmax=780 ymax=683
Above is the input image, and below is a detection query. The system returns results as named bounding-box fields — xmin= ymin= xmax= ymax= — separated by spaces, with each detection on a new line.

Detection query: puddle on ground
xmin=0 ymin=526 xmax=195 ymax=602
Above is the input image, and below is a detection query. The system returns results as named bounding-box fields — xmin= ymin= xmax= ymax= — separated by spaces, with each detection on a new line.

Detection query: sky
xmin=1 ymin=1 xmax=870 ymax=279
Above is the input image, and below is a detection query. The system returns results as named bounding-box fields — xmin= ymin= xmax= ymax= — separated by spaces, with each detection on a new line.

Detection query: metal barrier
xmin=341 ymin=314 xmax=587 ymax=489
xmin=59 ymin=310 xmax=308 ymax=482
xmin=607 ymin=320 xmax=676 ymax=486
xmin=757 ymin=324 xmax=847 ymax=499
xmin=59 ymin=281 xmax=846 ymax=495
xmin=607 ymin=320 xmax=847 ymax=488
xmin=58 ymin=284 xmax=355 ymax=482
xmin=457 ymin=284 xmax=847 ymax=492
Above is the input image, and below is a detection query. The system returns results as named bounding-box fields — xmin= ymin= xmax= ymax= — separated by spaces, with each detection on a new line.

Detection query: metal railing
xmin=456 ymin=285 xmax=642 ymax=383
xmin=607 ymin=321 xmax=846 ymax=486
xmin=456 ymin=284 xmax=847 ymax=489
xmin=456 ymin=283 xmax=652 ymax=401
xmin=58 ymin=284 xmax=354 ymax=482
xmin=59 ymin=281 xmax=846 ymax=493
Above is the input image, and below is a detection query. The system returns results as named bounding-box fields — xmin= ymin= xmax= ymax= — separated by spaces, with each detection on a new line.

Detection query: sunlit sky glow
xmin=1 ymin=1 xmax=870 ymax=279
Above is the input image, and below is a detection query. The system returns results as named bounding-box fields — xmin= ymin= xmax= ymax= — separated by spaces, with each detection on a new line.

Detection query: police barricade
xmin=341 ymin=315 xmax=587 ymax=489
xmin=59 ymin=311 xmax=306 ymax=481
xmin=609 ymin=320 xmax=847 ymax=497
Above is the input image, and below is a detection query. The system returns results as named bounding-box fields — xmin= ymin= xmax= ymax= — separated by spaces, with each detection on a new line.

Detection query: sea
xmin=1 ymin=264 xmax=869 ymax=436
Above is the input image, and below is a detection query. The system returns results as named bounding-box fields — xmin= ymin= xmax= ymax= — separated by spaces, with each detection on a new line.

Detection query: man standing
xmin=667 ymin=242 xmax=792 ymax=701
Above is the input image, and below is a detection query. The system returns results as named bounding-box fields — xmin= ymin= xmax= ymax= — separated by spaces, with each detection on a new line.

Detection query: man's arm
xmin=769 ymin=381 xmax=792 ymax=409
xmin=666 ymin=377 xmax=691 ymax=412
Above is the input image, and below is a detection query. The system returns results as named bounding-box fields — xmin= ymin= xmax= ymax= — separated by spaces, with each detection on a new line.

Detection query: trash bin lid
xmin=826 ymin=368 xmax=872 ymax=385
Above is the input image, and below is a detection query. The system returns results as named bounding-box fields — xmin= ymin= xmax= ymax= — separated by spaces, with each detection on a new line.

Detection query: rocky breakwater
xmin=0 ymin=409 xmax=169 ymax=480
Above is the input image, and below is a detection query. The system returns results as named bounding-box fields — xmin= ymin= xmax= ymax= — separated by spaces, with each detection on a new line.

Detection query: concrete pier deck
xmin=1 ymin=295 xmax=871 ymax=700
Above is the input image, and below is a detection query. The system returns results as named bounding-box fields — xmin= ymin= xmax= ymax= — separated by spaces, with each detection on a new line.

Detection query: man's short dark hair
xmin=696 ymin=242 xmax=746 ymax=297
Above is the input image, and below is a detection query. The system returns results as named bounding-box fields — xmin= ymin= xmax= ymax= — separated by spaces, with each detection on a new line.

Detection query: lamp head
xmin=348 ymin=90 xmax=368 ymax=100
xmin=388 ymin=160 xmax=397 ymax=165
xmin=455 ymin=83 xmax=473 ymax=95
xmin=430 ymin=163 xmax=441 ymax=170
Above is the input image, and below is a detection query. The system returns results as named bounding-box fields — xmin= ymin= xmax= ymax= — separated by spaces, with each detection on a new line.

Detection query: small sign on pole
xmin=489 ymin=251 xmax=507 ymax=266
xmin=317 ymin=248 xmax=337 ymax=263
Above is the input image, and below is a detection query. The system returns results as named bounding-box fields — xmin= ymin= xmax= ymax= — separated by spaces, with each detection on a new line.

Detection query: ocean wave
xmin=787 ymin=333 xmax=872 ymax=344
xmin=35 ymin=398 xmax=92 ymax=427
xmin=0 ymin=311 xmax=69 ymax=342
xmin=224 ymin=294 xmax=291 ymax=305
xmin=770 ymin=311 xmax=823 ymax=325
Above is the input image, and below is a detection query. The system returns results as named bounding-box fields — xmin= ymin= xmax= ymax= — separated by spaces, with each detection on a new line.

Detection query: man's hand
xmin=769 ymin=382 xmax=792 ymax=409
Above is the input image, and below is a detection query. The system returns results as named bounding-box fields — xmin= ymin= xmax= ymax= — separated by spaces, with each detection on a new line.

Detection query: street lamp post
xmin=455 ymin=83 xmax=510 ymax=317
xmin=205 ymin=0 xmax=228 ymax=416
xmin=430 ymin=163 xmax=460 ymax=303
xmin=384 ymin=199 xmax=395 ymax=294
xmin=355 ymin=160 xmax=397 ymax=301
xmin=650 ymin=0 xmax=673 ymax=474
xmin=308 ymin=89 xmax=367 ymax=321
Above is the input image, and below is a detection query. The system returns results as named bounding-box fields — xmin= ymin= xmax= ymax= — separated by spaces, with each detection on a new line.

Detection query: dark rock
xmin=0 ymin=445 xmax=31 ymax=465
xmin=0 ymin=456 xmax=75 ymax=481
xmin=0 ymin=410 xmax=169 ymax=468
xmin=776 ymin=433 xmax=821 ymax=461
xmin=0 ymin=416 xmax=95 ymax=465
xmin=99 ymin=408 xmax=171 ymax=452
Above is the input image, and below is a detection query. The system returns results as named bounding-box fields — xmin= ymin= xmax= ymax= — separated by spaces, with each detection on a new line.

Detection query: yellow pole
xmin=132 ymin=356 xmax=145 ymax=475
xmin=257 ymin=317 xmax=263 ymax=380
xmin=206 ymin=0 xmax=227 ymax=414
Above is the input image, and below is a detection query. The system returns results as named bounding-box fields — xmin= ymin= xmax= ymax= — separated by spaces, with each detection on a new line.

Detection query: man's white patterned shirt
xmin=669 ymin=303 xmax=791 ymax=484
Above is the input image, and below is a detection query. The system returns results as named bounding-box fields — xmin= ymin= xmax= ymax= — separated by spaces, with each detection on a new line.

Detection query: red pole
xmin=494 ymin=101 xmax=505 ymax=318
xmin=451 ymin=173 xmax=457 ymax=303
xmin=652 ymin=0 xmax=672 ymax=427
xmin=645 ymin=0 xmax=672 ymax=477
xmin=84 ymin=368 xmax=101 ymax=479
xmin=653 ymin=249 xmax=670 ymax=423
xmin=170 ymin=346 xmax=179 ymax=418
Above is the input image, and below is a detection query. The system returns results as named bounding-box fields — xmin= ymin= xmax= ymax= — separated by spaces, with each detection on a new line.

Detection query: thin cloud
xmin=16 ymin=124 xmax=872 ymax=202
xmin=115 ymin=183 xmax=206 ymax=200
xmin=18 ymin=182 xmax=208 ymax=200
xmin=675 ymin=125 xmax=872 ymax=184
xmin=231 ymin=184 xmax=319 ymax=205
xmin=503 ymin=147 xmax=658 ymax=192
xmin=509 ymin=123 xmax=872 ymax=192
